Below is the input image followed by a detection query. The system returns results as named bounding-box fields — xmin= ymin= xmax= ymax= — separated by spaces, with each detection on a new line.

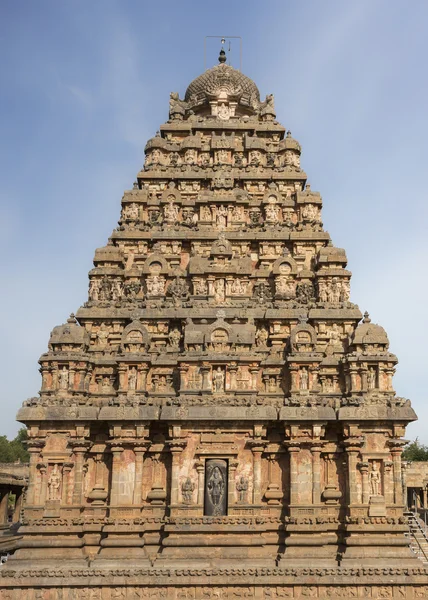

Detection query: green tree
xmin=0 ymin=428 xmax=29 ymax=463
xmin=402 ymin=438 xmax=428 ymax=462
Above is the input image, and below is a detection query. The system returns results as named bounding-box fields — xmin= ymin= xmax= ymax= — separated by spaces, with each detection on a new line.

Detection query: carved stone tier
xmin=6 ymin=49 xmax=423 ymax=598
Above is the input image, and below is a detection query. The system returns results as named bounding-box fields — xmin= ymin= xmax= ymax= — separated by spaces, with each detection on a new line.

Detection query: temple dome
xmin=49 ymin=315 xmax=89 ymax=348
xmin=184 ymin=63 xmax=260 ymax=108
xmin=351 ymin=314 xmax=389 ymax=346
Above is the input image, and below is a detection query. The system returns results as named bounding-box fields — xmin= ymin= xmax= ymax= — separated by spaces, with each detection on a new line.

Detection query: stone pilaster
xmin=70 ymin=441 xmax=90 ymax=505
xmin=168 ymin=440 xmax=187 ymax=506
xmin=311 ymin=445 xmax=322 ymax=504
xmin=133 ymin=442 xmax=150 ymax=505
xmin=109 ymin=445 xmax=123 ymax=506
xmin=249 ymin=443 xmax=265 ymax=504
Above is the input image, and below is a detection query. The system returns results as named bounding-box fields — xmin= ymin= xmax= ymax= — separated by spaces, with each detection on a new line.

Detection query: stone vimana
xmin=2 ymin=48 xmax=428 ymax=599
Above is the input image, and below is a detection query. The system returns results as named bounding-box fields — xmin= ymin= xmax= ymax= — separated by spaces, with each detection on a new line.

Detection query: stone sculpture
xmin=7 ymin=47 xmax=423 ymax=600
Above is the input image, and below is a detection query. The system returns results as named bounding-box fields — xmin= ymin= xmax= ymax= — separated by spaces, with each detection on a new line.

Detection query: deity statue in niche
xmin=181 ymin=477 xmax=195 ymax=504
xmin=150 ymin=149 xmax=161 ymax=164
xmin=282 ymin=207 xmax=294 ymax=228
xmin=205 ymin=459 xmax=227 ymax=516
xmin=249 ymin=150 xmax=261 ymax=166
xmin=232 ymin=205 xmax=244 ymax=222
xmin=96 ymin=323 xmax=109 ymax=348
xmin=329 ymin=323 xmax=341 ymax=344
xmin=217 ymin=149 xmax=229 ymax=164
xmin=88 ymin=278 xmax=100 ymax=301
xmin=164 ymin=202 xmax=179 ymax=224
xmin=184 ymin=149 xmax=196 ymax=165
xmin=285 ymin=149 xmax=300 ymax=168
xmin=193 ymin=278 xmax=207 ymax=296
xmin=302 ymin=204 xmax=318 ymax=222
xmin=111 ymin=280 xmax=123 ymax=301
xmin=265 ymin=202 xmax=280 ymax=223
xmin=234 ymin=152 xmax=244 ymax=167
xmin=275 ymin=276 xmax=295 ymax=298
xmin=370 ymin=462 xmax=381 ymax=496
xmin=217 ymin=103 xmax=231 ymax=120
xmin=59 ymin=366 xmax=68 ymax=390
xmin=122 ymin=203 xmax=139 ymax=220
xmin=300 ymin=367 xmax=309 ymax=390
xmin=168 ymin=328 xmax=181 ymax=349
xmin=213 ymin=367 xmax=225 ymax=393
xmin=200 ymin=205 xmax=212 ymax=221
xmin=214 ymin=279 xmax=225 ymax=302
xmin=128 ymin=367 xmax=137 ymax=391
xmin=331 ymin=278 xmax=341 ymax=303
xmin=216 ymin=205 xmax=228 ymax=229
xmin=48 ymin=464 xmax=61 ymax=501
xmin=146 ymin=275 xmax=165 ymax=296
xmin=318 ymin=280 xmax=328 ymax=303
xmin=341 ymin=280 xmax=351 ymax=301
xmin=368 ymin=367 xmax=376 ymax=390
xmin=236 ymin=476 xmax=249 ymax=503
xmin=255 ymin=326 xmax=269 ymax=348
xmin=169 ymin=152 xmax=179 ymax=166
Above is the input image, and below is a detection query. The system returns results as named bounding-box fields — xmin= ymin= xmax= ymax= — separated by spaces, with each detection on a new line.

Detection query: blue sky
xmin=1 ymin=0 xmax=428 ymax=440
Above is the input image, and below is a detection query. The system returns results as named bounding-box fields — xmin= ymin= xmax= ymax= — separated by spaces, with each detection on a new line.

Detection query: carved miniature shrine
xmin=2 ymin=49 xmax=427 ymax=599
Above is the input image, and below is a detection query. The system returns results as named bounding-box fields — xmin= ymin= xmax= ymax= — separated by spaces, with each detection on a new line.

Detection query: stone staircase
xmin=405 ymin=510 xmax=428 ymax=565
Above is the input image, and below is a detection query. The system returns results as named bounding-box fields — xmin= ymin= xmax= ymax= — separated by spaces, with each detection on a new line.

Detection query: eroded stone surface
xmin=4 ymin=50 xmax=425 ymax=595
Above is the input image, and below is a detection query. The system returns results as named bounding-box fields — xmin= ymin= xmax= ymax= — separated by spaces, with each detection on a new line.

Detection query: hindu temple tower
xmin=2 ymin=48 xmax=427 ymax=599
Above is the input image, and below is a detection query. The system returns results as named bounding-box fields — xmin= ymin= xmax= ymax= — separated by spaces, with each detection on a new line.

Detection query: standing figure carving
xmin=181 ymin=477 xmax=195 ymax=504
xmin=205 ymin=460 xmax=227 ymax=516
xmin=48 ymin=464 xmax=61 ymax=501
xmin=236 ymin=476 xmax=249 ymax=503
xmin=370 ymin=462 xmax=381 ymax=496
xmin=213 ymin=367 xmax=225 ymax=393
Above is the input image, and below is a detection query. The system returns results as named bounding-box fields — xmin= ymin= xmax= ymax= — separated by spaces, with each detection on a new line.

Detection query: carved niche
xmin=204 ymin=459 xmax=228 ymax=516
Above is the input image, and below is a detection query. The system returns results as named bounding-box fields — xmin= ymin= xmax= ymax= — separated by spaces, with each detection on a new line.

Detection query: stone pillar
xmin=118 ymin=365 xmax=127 ymax=392
xmin=26 ymin=443 xmax=42 ymax=505
xmin=13 ymin=489 xmax=23 ymax=522
xmin=61 ymin=463 xmax=73 ymax=505
xmin=196 ymin=462 xmax=204 ymax=505
xmin=288 ymin=445 xmax=301 ymax=505
xmin=72 ymin=445 xmax=88 ymax=505
xmin=139 ymin=363 xmax=149 ymax=392
xmin=311 ymin=446 xmax=322 ymax=504
xmin=68 ymin=363 xmax=76 ymax=390
xmin=359 ymin=462 xmax=370 ymax=504
xmin=40 ymin=365 xmax=49 ymax=391
xmin=179 ymin=364 xmax=188 ymax=392
xmin=349 ymin=366 xmax=358 ymax=392
xmin=133 ymin=444 xmax=148 ymax=505
xmin=229 ymin=363 xmax=238 ymax=391
xmin=251 ymin=445 xmax=264 ymax=504
xmin=401 ymin=462 xmax=408 ymax=508
xmin=289 ymin=365 xmax=298 ymax=393
xmin=228 ymin=461 xmax=238 ymax=506
xmin=423 ymin=487 xmax=428 ymax=510
xmin=249 ymin=366 xmax=259 ymax=391
xmin=384 ymin=461 xmax=394 ymax=505
xmin=0 ymin=488 xmax=9 ymax=525
xmin=360 ymin=367 xmax=368 ymax=392
xmin=345 ymin=445 xmax=361 ymax=506
xmin=39 ymin=464 xmax=48 ymax=506
xmin=169 ymin=441 xmax=186 ymax=505
xmin=110 ymin=446 xmax=123 ymax=506
xmin=200 ymin=363 xmax=211 ymax=391
xmin=391 ymin=447 xmax=403 ymax=506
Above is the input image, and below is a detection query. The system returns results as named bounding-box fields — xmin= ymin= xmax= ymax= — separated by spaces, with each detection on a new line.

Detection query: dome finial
xmin=219 ymin=38 xmax=227 ymax=64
